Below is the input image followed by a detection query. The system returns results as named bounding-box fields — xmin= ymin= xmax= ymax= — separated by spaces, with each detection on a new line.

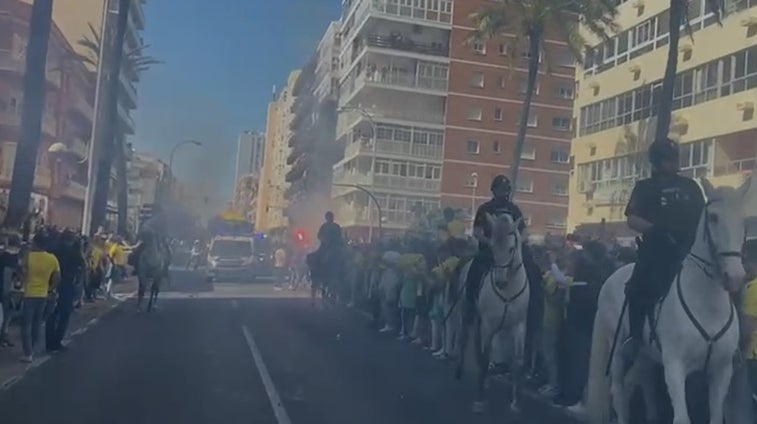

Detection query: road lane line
xmin=241 ymin=326 xmax=292 ymax=424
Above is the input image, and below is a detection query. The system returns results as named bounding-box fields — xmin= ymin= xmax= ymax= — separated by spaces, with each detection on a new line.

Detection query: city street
xmin=0 ymin=269 xmax=574 ymax=424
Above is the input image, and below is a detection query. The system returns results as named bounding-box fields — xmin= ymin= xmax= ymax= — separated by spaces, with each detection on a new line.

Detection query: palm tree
xmin=76 ymin=5 xmax=160 ymax=235
xmin=3 ymin=0 xmax=56 ymax=229
xmin=654 ymin=0 xmax=724 ymax=142
xmin=470 ymin=0 xmax=618 ymax=198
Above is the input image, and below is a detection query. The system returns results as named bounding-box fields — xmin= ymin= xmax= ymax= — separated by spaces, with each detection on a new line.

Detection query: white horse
xmin=587 ymin=174 xmax=754 ymax=424
xmin=456 ymin=213 xmax=530 ymax=414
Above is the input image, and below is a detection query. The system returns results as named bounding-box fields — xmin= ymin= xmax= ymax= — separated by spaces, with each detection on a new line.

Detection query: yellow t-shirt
xmin=447 ymin=220 xmax=467 ymax=239
xmin=24 ymin=251 xmax=60 ymax=298
xmin=109 ymin=244 xmax=127 ymax=266
xmin=90 ymin=246 xmax=104 ymax=270
xmin=742 ymin=278 xmax=757 ymax=359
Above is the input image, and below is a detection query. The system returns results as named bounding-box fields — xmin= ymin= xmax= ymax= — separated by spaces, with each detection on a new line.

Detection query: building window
xmin=552 ymin=117 xmax=571 ymax=130
xmin=516 ymin=177 xmax=534 ymax=193
xmin=520 ymin=82 xmax=540 ymax=95
xmin=467 ymin=140 xmax=480 ymax=154
xmin=551 ymin=180 xmax=568 ymax=196
xmin=494 ymin=107 xmax=503 ymax=121
xmin=556 ymin=50 xmax=575 ymax=67
xmin=493 ymin=141 xmax=502 ymax=153
xmin=555 ymin=85 xmax=574 ymax=99
xmin=547 ymin=215 xmax=567 ymax=229
xmin=498 ymin=43 xmax=508 ymax=55
xmin=472 ymin=42 xmax=486 ymax=55
xmin=470 ymin=72 xmax=485 ymax=88
xmin=498 ymin=76 xmax=506 ymax=89
xmin=550 ymin=149 xmax=570 ymax=163
xmin=467 ymin=106 xmax=483 ymax=121
xmin=527 ymin=113 xmax=538 ymax=128
xmin=521 ymin=144 xmax=536 ymax=160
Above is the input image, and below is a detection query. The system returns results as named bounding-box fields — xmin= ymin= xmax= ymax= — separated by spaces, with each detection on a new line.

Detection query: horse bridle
xmin=489 ymin=229 xmax=523 ymax=284
xmin=688 ymin=199 xmax=744 ymax=279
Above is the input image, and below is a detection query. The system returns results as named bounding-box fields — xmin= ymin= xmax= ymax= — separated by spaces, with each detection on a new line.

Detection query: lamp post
xmin=332 ymin=183 xmax=383 ymax=241
xmin=166 ymin=139 xmax=202 ymax=197
xmin=337 ymin=106 xmax=377 ymax=242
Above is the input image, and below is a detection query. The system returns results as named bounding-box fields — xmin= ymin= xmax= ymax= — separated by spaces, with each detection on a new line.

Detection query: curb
xmin=0 ymin=290 xmax=136 ymax=392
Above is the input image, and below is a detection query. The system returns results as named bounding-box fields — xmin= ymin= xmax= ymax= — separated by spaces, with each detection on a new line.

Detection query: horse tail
xmin=587 ymin=309 xmax=612 ymax=424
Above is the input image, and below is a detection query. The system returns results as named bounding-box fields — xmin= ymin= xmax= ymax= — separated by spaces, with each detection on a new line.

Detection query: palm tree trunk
xmin=90 ymin=0 xmax=130 ymax=233
xmin=510 ymin=29 xmax=542 ymax=200
xmin=115 ymin=134 xmax=129 ymax=235
xmin=654 ymin=0 xmax=684 ymax=143
xmin=3 ymin=0 xmax=55 ymax=229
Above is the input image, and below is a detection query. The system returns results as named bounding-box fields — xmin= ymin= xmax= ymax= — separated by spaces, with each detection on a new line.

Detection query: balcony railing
xmin=364 ymin=34 xmax=449 ymax=57
xmin=354 ymin=0 xmax=453 ymax=27
xmin=0 ymin=111 xmax=57 ymax=136
xmin=374 ymin=174 xmax=440 ymax=192
xmin=63 ymin=181 xmax=87 ymax=200
xmin=361 ymin=70 xmax=447 ymax=92
xmin=713 ymin=157 xmax=756 ymax=177
xmin=345 ymin=139 xmax=443 ymax=161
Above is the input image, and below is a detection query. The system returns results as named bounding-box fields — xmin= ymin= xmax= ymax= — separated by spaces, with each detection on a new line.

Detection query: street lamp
xmin=337 ymin=105 xmax=378 ymax=241
xmin=166 ymin=139 xmax=202 ymax=195
xmin=468 ymin=172 xmax=478 ymax=220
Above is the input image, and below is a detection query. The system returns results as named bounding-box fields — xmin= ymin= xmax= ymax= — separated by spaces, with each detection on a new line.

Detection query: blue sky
xmin=133 ymin=0 xmax=341 ymax=208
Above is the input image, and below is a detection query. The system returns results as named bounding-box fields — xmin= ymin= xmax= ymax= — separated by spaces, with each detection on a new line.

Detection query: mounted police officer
xmin=464 ymin=175 xmax=527 ymax=323
xmin=622 ymin=137 xmax=705 ymax=363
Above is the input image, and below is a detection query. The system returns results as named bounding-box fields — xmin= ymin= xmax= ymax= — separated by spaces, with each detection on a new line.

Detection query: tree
xmin=76 ymin=4 xmax=160 ymax=235
xmin=470 ymin=0 xmax=618 ymax=198
xmin=3 ymin=0 xmax=55 ymax=229
xmin=653 ymin=0 xmax=724 ymax=142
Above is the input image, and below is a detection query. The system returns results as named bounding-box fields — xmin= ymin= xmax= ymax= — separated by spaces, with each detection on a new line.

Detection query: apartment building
xmin=233 ymin=173 xmax=258 ymax=223
xmin=444 ymin=0 xmax=574 ymax=238
xmin=334 ymin=0 xmax=452 ymax=239
xmin=0 ymin=0 xmax=97 ymax=227
xmin=255 ymin=70 xmax=301 ymax=232
xmin=331 ymin=0 xmax=574 ymax=239
xmin=286 ymin=21 xmax=341 ymax=236
xmin=234 ymin=130 xmax=265 ymax=184
xmin=568 ymin=0 xmax=757 ymax=236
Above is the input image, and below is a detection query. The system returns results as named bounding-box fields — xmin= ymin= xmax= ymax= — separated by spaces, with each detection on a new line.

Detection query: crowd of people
xmin=0 ymin=225 xmax=132 ymax=363
xmin=305 ymin=136 xmax=756 ymax=420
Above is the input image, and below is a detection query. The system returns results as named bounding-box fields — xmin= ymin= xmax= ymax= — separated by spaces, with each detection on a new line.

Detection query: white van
xmin=205 ymin=236 xmax=255 ymax=282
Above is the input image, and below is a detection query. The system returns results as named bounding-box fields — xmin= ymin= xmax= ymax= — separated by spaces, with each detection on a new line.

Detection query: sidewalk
xmin=0 ymin=278 xmax=138 ymax=389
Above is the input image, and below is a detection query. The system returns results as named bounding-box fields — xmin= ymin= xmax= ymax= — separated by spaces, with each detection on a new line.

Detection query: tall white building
xmin=333 ymin=0 xmax=451 ymax=238
xmin=234 ymin=130 xmax=265 ymax=184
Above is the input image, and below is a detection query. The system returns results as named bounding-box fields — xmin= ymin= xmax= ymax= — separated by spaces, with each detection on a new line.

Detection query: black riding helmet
xmin=648 ymin=138 xmax=679 ymax=168
xmin=490 ymin=174 xmax=512 ymax=195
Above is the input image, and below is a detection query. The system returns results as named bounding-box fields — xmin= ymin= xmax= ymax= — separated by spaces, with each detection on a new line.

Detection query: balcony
xmin=713 ymin=157 xmax=756 ymax=177
xmin=118 ymin=102 xmax=135 ymax=134
xmin=342 ymin=66 xmax=448 ymax=104
xmin=131 ymin=0 xmax=146 ymax=30
xmin=70 ymin=91 xmax=94 ymax=121
xmin=120 ymin=72 xmax=137 ymax=108
xmin=336 ymin=203 xmax=416 ymax=228
xmin=362 ymin=33 xmax=449 ymax=58
xmin=344 ymin=138 xmax=443 ymax=162
xmin=0 ymin=111 xmax=57 ymax=137
xmin=0 ymin=49 xmax=62 ymax=88
xmin=351 ymin=0 xmax=453 ymax=31
xmin=69 ymin=138 xmax=88 ymax=160
xmin=374 ymin=174 xmax=440 ymax=192
xmin=63 ymin=181 xmax=86 ymax=201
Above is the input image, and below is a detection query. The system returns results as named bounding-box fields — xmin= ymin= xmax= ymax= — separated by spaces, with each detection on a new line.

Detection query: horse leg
xmin=136 ymin=275 xmax=146 ymax=311
xmin=707 ymin=357 xmax=734 ymax=424
xmin=473 ymin=320 xmax=490 ymax=414
xmin=455 ymin=318 xmax=469 ymax=380
xmin=510 ymin=321 xmax=527 ymax=413
xmin=610 ymin=355 xmax=633 ymax=424
xmin=637 ymin=358 xmax=660 ymax=423
xmin=662 ymin=359 xmax=691 ymax=424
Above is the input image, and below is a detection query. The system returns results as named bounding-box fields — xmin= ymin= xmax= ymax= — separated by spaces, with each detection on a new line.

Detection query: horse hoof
xmin=472 ymin=401 xmax=486 ymax=414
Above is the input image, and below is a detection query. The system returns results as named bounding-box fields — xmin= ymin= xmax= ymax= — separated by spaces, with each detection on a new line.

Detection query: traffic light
xmin=294 ymin=229 xmax=306 ymax=242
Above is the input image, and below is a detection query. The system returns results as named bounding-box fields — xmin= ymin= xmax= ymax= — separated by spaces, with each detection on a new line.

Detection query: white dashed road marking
xmin=241 ymin=325 xmax=292 ymax=424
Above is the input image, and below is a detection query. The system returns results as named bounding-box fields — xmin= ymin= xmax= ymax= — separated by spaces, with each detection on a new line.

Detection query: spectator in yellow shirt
xmin=108 ymin=236 xmax=128 ymax=283
xmin=86 ymin=234 xmax=107 ymax=301
xmin=741 ymin=239 xmax=757 ymax=397
xmin=21 ymin=232 xmax=60 ymax=362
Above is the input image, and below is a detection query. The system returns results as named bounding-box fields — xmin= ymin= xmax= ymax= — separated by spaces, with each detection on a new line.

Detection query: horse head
xmin=698 ymin=172 xmax=754 ymax=292
xmin=484 ymin=212 xmax=522 ymax=285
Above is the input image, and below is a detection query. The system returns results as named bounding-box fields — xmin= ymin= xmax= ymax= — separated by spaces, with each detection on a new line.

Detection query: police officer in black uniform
xmin=464 ymin=175 xmax=526 ymax=323
xmin=622 ymin=138 xmax=705 ymax=362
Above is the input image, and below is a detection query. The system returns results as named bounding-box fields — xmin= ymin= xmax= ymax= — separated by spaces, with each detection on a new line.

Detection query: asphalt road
xmin=0 ymin=269 xmax=574 ymax=424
